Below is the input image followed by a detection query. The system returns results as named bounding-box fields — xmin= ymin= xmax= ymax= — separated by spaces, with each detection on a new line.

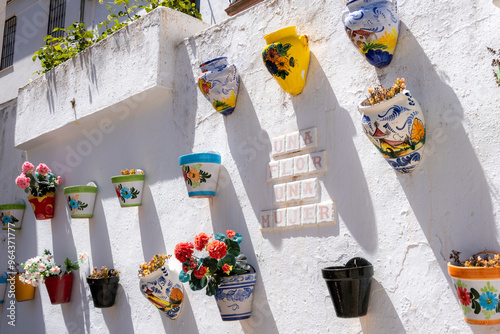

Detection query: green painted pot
xmin=0 ymin=201 xmax=25 ymax=230
xmin=111 ymin=174 xmax=145 ymax=207
xmin=64 ymin=183 xmax=98 ymax=218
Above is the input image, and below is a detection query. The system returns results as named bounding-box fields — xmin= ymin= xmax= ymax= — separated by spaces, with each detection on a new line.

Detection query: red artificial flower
xmin=182 ymin=265 xmax=189 ymax=273
xmin=174 ymin=242 xmax=194 ymax=263
xmin=207 ymin=240 xmax=227 ymax=260
xmin=226 ymin=230 xmax=235 ymax=238
xmin=222 ymin=263 xmax=232 ymax=275
xmin=189 ymin=258 xmax=198 ymax=269
xmin=193 ymin=265 xmax=207 ymax=279
xmin=194 ymin=232 xmax=211 ymax=251
xmin=457 ymin=286 xmax=471 ymax=306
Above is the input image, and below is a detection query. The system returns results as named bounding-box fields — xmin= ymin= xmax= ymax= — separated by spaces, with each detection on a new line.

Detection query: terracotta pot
xmin=215 ymin=271 xmax=257 ymax=321
xmin=358 ymin=89 xmax=426 ymax=174
xmin=198 ymin=57 xmax=240 ymax=116
xmin=87 ymin=276 xmax=119 ymax=308
xmin=262 ymin=26 xmax=310 ymax=95
xmin=45 ymin=273 xmax=73 ymax=305
xmin=343 ymin=0 xmax=399 ymax=68
xmin=64 ymin=183 xmax=97 ymax=218
xmin=179 ymin=152 xmax=221 ymax=198
xmin=0 ymin=201 xmax=25 ymax=230
xmin=13 ymin=274 xmax=35 ymax=302
xmin=27 ymin=193 xmax=55 ymax=220
xmin=110 ymin=174 xmax=145 ymax=207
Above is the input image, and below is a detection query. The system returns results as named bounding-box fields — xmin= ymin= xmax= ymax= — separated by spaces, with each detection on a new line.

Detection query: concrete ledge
xmin=15 ymin=7 xmax=208 ymax=151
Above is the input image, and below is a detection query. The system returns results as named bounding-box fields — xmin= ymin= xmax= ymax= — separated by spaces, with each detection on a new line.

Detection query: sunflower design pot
xmin=343 ymin=0 xmax=399 ymax=68
xmin=262 ymin=26 xmax=310 ymax=95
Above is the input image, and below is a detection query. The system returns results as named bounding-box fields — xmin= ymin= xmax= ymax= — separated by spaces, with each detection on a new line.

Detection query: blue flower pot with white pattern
xmin=215 ymin=271 xmax=257 ymax=321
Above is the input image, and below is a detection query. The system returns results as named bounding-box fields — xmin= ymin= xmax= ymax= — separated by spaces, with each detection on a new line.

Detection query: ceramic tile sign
xmin=261 ymin=127 xmax=336 ymax=231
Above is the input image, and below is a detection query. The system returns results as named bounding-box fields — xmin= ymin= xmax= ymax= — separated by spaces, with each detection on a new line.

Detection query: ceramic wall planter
xmin=322 ymin=257 xmax=374 ymax=318
xmin=45 ymin=273 xmax=73 ymax=304
xmin=13 ymin=274 xmax=35 ymax=302
xmin=27 ymin=193 xmax=55 ymax=220
xmin=358 ymin=89 xmax=426 ymax=174
xmin=448 ymin=258 xmax=500 ymax=325
xmin=179 ymin=152 xmax=221 ymax=198
xmin=494 ymin=0 xmax=500 ymax=8
xmin=139 ymin=264 xmax=184 ymax=320
xmin=198 ymin=57 xmax=240 ymax=116
xmin=215 ymin=271 xmax=257 ymax=321
xmin=111 ymin=174 xmax=145 ymax=207
xmin=87 ymin=276 xmax=119 ymax=308
xmin=1 ymin=200 xmax=25 ymax=230
xmin=0 ymin=275 xmax=7 ymax=303
xmin=64 ymin=182 xmax=97 ymax=218
xmin=262 ymin=26 xmax=310 ymax=95
xmin=343 ymin=0 xmax=399 ymax=68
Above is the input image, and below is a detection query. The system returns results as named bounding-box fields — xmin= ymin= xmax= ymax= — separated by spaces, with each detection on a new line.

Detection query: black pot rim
xmin=87 ymin=276 xmax=120 ymax=285
xmin=322 ymin=257 xmax=374 ymax=280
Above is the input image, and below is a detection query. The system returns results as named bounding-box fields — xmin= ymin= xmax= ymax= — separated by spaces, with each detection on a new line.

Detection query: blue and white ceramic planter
xmin=0 ymin=201 xmax=25 ymax=230
xmin=358 ymin=89 xmax=426 ymax=174
xmin=139 ymin=264 xmax=185 ymax=320
xmin=343 ymin=0 xmax=399 ymax=68
xmin=179 ymin=152 xmax=221 ymax=198
xmin=0 ymin=275 xmax=7 ymax=303
xmin=198 ymin=57 xmax=240 ymax=116
xmin=215 ymin=272 xmax=257 ymax=321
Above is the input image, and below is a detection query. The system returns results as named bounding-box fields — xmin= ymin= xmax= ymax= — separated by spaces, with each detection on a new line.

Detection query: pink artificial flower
xmin=50 ymin=267 xmax=60 ymax=275
xmin=22 ymin=161 xmax=35 ymax=173
xmin=15 ymin=173 xmax=31 ymax=189
xmin=36 ymin=163 xmax=51 ymax=176
xmin=57 ymin=176 xmax=63 ymax=185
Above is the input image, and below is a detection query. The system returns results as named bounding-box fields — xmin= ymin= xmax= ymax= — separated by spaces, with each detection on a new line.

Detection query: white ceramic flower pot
xmin=64 ymin=183 xmax=97 ymax=218
xmin=0 ymin=201 xmax=25 ymax=230
xmin=215 ymin=271 xmax=257 ymax=321
xmin=111 ymin=174 xmax=145 ymax=207
xmin=179 ymin=152 xmax=221 ymax=198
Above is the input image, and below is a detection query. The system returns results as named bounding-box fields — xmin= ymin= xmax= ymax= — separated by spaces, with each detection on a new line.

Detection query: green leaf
xmin=206 ymin=279 xmax=218 ymax=296
xmin=218 ymin=253 xmax=236 ymax=269
xmin=472 ymin=300 xmax=481 ymax=314
xmin=189 ymin=275 xmax=207 ymax=291
xmin=470 ymin=288 xmax=480 ymax=300
xmin=202 ymin=257 xmax=218 ymax=273
xmin=225 ymin=239 xmax=240 ymax=256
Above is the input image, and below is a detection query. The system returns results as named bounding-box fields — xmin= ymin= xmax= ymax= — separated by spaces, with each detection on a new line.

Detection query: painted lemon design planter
xmin=179 ymin=152 xmax=221 ymax=198
xmin=139 ymin=264 xmax=184 ymax=320
xmin=64 ymin=183 xmax=97 ymax=218
xmin=198 ymin=57 xmax=239 ymax=116
xmin=448 ymin=262 xmax=500 ymax=325
xmin=358 ymin=89 xmax=426 ymax=174
xmin=111 ymin=174 xmax=145 ymax=207
xmin=262 ymin=26 xmax=310 ymax=95
xmin=0 ymin=201 xmax=25 ymax=230
xmin=27 ymin=193 xmax=55 ymax=220
xmin=343 ymin=0 xmax=399 ymax=68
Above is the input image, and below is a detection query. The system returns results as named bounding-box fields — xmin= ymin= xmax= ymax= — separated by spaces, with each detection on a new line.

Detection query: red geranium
xmin=457 ymin=286 xmax=471 ymax=306
xmin=222 ymin=263 xmax=232 ymax=275
xmin=226 ymin=230 xmax=235 ymax=238
xmin=174 ymin=242 xmax=194 ymax=263
xmin=207 ymin=240 xmax=227 ymax=260
xmin=194 ymin=232 xmax=211 ymax=251
xmin=193 ymin=265 xmax=208 ymax=279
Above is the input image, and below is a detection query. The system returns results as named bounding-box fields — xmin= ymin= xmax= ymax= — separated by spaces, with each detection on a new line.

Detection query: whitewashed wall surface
xmin=1 ymin=0 xmax=500 ymax=333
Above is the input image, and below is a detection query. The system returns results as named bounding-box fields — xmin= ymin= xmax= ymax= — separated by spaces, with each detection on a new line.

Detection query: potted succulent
xmin=448 ymin=250 xmax=500 ymax=325
xmin=15 ymin=162 xmax=62 ymax=220
xmin=174 ymin=230 xmax=256 ymax=321
xmin=358 ymin=78 xmax=426 ymax=174
xmin=138 ymin=254 xmax=185 ymax=320
xmin=87 ymin=266 xmax=120 ymax=308
xmin=20 ymin=250 xmax=87 ymax=304
xmin=1 ymin=200 xmax=25 ymax=230
xmin=111 ymin=169 xmax=145 ymax=207
xmin=64 ymin=182 xmax=98 ymax=218
xmin=179 ymin=152 xmax=221 ymax=198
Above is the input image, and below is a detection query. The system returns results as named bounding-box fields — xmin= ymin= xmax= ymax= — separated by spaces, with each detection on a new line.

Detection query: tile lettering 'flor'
xmin=272 ymin=127 xmax=317 ymax=157
xmin=268 ymin=150 xmax=327 ymax=182
xmin=260 ymin=201 xmax=336 ymax=230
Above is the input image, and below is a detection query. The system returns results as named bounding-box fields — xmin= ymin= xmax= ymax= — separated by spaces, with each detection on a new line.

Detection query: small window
xmin=1 ymin=16 xmax=17 ymax=70
xmin=47 ymin=0 xmax=67 ymax=38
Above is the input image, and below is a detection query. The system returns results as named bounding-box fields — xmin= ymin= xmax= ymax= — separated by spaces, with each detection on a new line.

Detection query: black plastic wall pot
xmin=321 ymin=257 xmax=374 ymax=318
xmin=87 ymin=276 xmax=120 ymax=308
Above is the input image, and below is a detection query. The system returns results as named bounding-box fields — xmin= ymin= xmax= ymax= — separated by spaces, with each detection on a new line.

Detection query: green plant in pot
xmin=87 ymin=266 xmax=120 ymax=308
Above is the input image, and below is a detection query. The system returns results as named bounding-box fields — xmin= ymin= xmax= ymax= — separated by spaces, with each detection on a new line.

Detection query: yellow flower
xmin=275 ymin=56 xmax=290 ymax=71
xmin=188 ymin=169 xmax=200 ymax=182
xmin=376 ymin=28 xmax=398 ymax=51
xmin=410 ymin=118 xmax=425 ymax=143
xmin=222 ymin=91 xmax=236 ymax=108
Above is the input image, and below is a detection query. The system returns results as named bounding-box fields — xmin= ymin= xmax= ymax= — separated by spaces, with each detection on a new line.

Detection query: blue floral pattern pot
xmin=215 ymin=272 xmax=257 ymax=321
xmin=343 ymin=0 xmax=399 ymax=68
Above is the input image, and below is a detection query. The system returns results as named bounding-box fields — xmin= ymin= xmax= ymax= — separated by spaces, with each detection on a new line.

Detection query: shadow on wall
xmin=103 ymin=285 xmax=135 ymax=334
xmin=138 ymin=187 xmax=166 ymax=258
xmin=210 ymin=166 xmax=279 ymax=333
xmin=162 ymin=293 xmax=200 ymax=334
xmin=291 ymin=52 xmax=378 ymax=253
xmin=388 ymin=24 xmax=499 ymax=276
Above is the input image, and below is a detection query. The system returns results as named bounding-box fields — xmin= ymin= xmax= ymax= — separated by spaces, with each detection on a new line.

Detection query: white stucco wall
xmin=1 ymin=0 xmax=500 ymax=333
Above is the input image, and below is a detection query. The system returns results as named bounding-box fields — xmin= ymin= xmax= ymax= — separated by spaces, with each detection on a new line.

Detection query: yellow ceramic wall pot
xmin=262 ymin=26 xmax=310 ymax=95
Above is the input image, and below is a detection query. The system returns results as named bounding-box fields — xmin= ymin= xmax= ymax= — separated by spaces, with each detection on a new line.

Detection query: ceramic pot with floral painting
xmin=64 ymin=182 xmax=97 ymax=218
xmin=198 ymin=57 xmax=239 ymax=116
xmin=358 ymin=89 xmax=426 ymax=174
xmin=111 ymin=171 xmax=145 ymax=207
xmin=215 ymin=270 xmax=257 ymax=321
xmin=343 ymin=0 xmax=399 ymax=68
xmin=0 ymin=200 xmax=25 ymax=230
xmin=262 ymin=26 xmax=310 ymax=95
xmin=27 ymin=193 xmax=55 ymax=220
xmin=179 ymin=152 xmax=221 ymax=198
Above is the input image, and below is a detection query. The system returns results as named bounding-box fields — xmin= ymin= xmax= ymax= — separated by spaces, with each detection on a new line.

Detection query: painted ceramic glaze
xmin=448 ymin=263 xmax=500 ymax=325
xmin=0 ymin=276 xmax=7 ymax=303
xmin=215 ymin=272 xmax=257 ymax=321
xmin=0 ymin=201 xmax=25 ymax=230
xmin=343 ymin=0 xmax=399 ymax=68
xmin=358 ymin=89 xmax=426 ymax=174
xmin=27 ymin=193 xmax=55 ymax=220
xmin=139 ymin=264 xmax=184 ymax=320
xmin=262 ymin=26 xmax=310 ymax=95
xmin=179 ymin=152 xmax=221 ymax=198
xmin=64 ymin=183 xmax=97 ymax=218
xmin=111 ymin=174 xmax=145 ymax=207
xmin=198 ymin=57 xmax=239 ymax=116
xmin=13 ymin=274 xmax=35 ymax=302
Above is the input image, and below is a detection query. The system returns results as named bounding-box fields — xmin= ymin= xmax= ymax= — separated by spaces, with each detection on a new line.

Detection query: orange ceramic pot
xmin=13 ymin=274 xmax=35 ymax=302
